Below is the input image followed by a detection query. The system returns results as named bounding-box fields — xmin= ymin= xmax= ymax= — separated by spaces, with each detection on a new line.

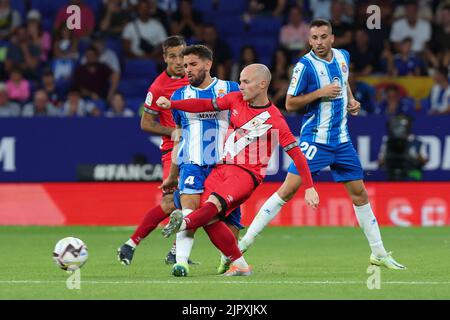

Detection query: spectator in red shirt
xmin=72 ymin=46 xmax=119 ymax=102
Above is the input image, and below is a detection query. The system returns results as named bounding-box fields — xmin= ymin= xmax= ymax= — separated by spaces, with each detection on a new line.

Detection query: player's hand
xmin=304 ymin=187 xmax=319 ymax=209
xmin=347 ymin=98 xmax=361 ymax=116
xmin=320 ymin=83 xmax=341 ymax=99
xmin=159 ymin=175 xmax=178 ymax=193
xmin=156 ymin=96 xmax=171 ymax=109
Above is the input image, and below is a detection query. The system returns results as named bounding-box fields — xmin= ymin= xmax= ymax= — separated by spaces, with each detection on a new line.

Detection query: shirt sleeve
xmin=272 ymin=111 xmax=313 ymax=189
xmin=287 ymin=61 xmax=308 ymax=96
xmin=171 ymin=92 xmax=234 ymax=112
xmin=143 ymin=85 xmax=160 ymax=116
xmin=340 ymin=49 xmax=350 ymax=65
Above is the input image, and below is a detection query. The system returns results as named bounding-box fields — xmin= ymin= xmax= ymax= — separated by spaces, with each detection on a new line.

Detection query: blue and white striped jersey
xmin=288 ymin=48 xmax=350 ymax=145
xmin=171 ymin=78 xmax=239 ymax=166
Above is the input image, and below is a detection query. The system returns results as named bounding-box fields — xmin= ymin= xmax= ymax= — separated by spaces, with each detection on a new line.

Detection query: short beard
xmin=190 ymin=70 xmax=206 ymax=87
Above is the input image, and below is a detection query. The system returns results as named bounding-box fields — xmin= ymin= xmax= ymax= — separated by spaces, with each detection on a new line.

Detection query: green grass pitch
xmin=1 ymin=226 xmax=450 ymax=299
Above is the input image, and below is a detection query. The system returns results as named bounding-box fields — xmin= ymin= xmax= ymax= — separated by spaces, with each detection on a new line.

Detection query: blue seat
xmin=248 ymin=16 xmax=282 ymax=36
xmin=11 ymin=0 xmax=26 ymax=21
xmin=31 ymin=0 xmax=69 ymax=22
xmin=217 ymin=0 xmax=247 ymax=14
xmin=125 ymin=97 xmax=145 ymax=112
xmin=123 ymin=59 xmax=157 ymax=79
xmin=192 ymin=0 xmax=214 ymax=13
xmin=118 ymin=78 xmax=151 ymax=98
xmin=215 ymin=15 xmax=246 ymax=37
xmin=418 ymin=97 xmax=431 ymax=115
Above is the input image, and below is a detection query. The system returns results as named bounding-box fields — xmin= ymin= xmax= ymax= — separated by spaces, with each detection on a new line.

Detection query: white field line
xmin=1 ymin=280 xmax=450 ymax=285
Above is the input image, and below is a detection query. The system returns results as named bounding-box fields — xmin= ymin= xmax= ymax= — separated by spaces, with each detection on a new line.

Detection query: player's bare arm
xmin=346 ymin=85 xmax=361 ymax=116
xmin=140 ymin=111 xmax=175 ymax=136
xmin=285 ymin=83 xmax=341 ymax=112
xmin=160 ymin=126 xmax=181 ymax=193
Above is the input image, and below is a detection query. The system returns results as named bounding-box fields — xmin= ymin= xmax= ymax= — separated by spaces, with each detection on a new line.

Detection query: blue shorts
xmin=174 ymin=165 xmax=244 ymax=230
xmin=179 ymin=163 xmax=213 ymax=195
xmin=288 ymin=141 xmax=364 ymax=182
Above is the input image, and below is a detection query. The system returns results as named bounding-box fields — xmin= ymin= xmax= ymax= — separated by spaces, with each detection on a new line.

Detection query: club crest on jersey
xmin=217 ymin=89 xmax=225 ymax=97
xmin=341 ymin=62 xmax=347 ymax=73
xmin=145 ymin=92 xmax=153 ymax=106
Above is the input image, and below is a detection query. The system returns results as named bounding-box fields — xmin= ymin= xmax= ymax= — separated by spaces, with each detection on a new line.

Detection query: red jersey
xmin=143 ymin=71 xmax=189 ymax=153
xmin=170 ymin=91 xmax=313 ymax=188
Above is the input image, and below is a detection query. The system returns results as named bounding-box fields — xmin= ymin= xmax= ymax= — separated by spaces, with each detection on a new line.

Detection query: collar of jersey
xmin=310 ymin=49 xmax=335 ymax=64
xmin=189 ymin=77 xmax=218 ymax=91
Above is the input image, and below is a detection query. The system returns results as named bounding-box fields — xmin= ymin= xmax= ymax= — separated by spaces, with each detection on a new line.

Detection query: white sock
xmin=239 ymin=192 xmax=286 ymax=252
xmin=179 ymin=220 xmax=187 ymax=231
xmin=176 ymin=209 xmax=194 ymax=264
xmin=232 ymin=256 xmax=249 ymax=269
xmin=126 ymin=239 xmax=137 ymax=248
xmin=354 ymin=203 xmax=387 ymax=258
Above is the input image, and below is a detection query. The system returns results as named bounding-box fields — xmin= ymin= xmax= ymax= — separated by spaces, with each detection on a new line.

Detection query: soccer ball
xmin=53 ymin=237 xmax=88 ymax=271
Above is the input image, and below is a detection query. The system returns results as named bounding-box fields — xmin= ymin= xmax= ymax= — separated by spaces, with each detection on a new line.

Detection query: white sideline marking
xmin=1 ymin=280 xmax=450 ymax=285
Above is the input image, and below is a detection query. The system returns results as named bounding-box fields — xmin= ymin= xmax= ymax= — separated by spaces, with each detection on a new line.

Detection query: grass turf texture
xmin=1 ymin=226 xmax=449 ymax=299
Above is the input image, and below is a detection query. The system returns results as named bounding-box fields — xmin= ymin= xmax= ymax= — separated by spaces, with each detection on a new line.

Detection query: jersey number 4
xmin=300 ymin=142 xmax=318 ymax=160
xmin=184 ymin=176 xmax=195 ymax=185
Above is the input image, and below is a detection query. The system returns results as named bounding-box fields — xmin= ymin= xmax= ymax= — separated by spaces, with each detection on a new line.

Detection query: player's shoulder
xmin=215 ymin=79 xmax=240 ymax=92
xmin=149 ymin=71 xmax=168 ymax=91
xmin=334 ymin=48 xmax=350 ymax=62
xmin=293 ymin=55 xmax=312 ymax=73
xmin=171 ymin=85 xmax=187 ymax=100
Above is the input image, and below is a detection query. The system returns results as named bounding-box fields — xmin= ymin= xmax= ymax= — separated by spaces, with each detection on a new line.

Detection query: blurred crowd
xmin=0 ymin=0 xmax=449 ymax=118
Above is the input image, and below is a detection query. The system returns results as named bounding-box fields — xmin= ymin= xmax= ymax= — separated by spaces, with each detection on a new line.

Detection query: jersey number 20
xmin=300 ymin=142 xmax=318 ymax=160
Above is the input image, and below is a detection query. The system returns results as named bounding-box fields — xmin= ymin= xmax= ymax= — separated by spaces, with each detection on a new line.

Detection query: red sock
xmin=184 ymin=202 xmax=219 ymax=230
xmin=131 ymin=205 xmax=167 ymax=245
xmin=204 ymin=221 xmax=242 ymax=261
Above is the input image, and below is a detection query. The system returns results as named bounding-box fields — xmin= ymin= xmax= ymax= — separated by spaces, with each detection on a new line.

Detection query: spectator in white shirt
xmin=62 ymin=89 xmax=101 ymax=117
xmin=429 ymin=67 xmax=450 ymax=115
xmin=390 ymin=1 xmax=431 ymax=53
xmin=122 ymin=0 xmax=167 ymax=58
xmin=105 ymin=93 xmax=135 ymax=117
xmin=22 ymin=89 xmax=61 ymax=117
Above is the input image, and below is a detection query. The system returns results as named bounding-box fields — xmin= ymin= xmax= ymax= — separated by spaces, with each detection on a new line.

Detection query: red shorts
xmin=161 ymin=151 xmax=172 ymax=180
xmin=201 ymin=165 xmax=258 ymax=216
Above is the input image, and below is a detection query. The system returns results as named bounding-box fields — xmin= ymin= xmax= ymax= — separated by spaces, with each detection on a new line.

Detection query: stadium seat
xmin=31 ymin=0 xmax=69 ymax=22
xmin=125 ymin=97 xmax=144 ymax=113
xmin=217 ymin=0 xmax=247 ymax=14
xmin=118 ymin=78 xmax=150 ymax=98
xmin=123 ymin=59 xmax=157 ymax=79
xmin=247 ymin=16 xmax=282 ymax=36
xmin=418 ymin=97 xmax=431 ymax=115
xmin=192 ymin=0 xmax=214 ymax=13
xmin=214 ymin=15 xmax=246 ymax=37
xmin=11 ymin=0 xmax=26 ymax=21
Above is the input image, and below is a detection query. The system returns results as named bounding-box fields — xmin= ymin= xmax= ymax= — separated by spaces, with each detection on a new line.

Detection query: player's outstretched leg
xmin=117 ymin=203 xmax=170 ymax=265
xmin=162 ymin=209 xmax=184 ymax=238
xmin=346 ymin=180 xmax=406 ymax=270
xmin=238 ymin=173 xmax=300 ymax=253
